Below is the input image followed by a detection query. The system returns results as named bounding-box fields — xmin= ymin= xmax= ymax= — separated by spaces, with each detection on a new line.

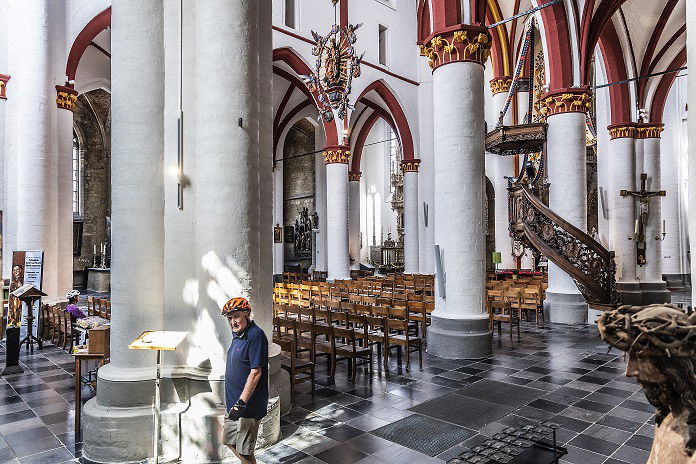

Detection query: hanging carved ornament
xmin=304 ymin=14 xmax=363 ymax=122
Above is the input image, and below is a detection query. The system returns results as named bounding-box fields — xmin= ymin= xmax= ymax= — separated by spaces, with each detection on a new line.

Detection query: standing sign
xmin=8 ymin=251 xmax=44 ymax=328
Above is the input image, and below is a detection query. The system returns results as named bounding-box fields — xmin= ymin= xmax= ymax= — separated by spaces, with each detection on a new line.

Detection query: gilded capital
xmin=540 ymin=88 xmax=592 ymax=118
xmin=607 ymin=124 xmax=635 ymax=140
xmin=0 ymin=74 xmax=10 ymax=99
xmin=348 ymin=171 xmax=362 ymax=181
xmin=635 ymin=124 xmax=664 ymax=139
xmin=420 ymin=25 xmax=491 ymax=71
xmin=400 ymin=159 xmax=421 ymax=173
xmin=489 ymin=77 xmax=512 ymax=95
xmin=323 ymin=146 xmax=350 ymax=165
xmin=56 ymin=85 xmax=78 ymax=112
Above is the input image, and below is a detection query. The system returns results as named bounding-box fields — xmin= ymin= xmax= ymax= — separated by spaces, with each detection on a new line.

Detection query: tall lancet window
xmin=285 ymin=0 xmax=296 ymax=29
xmin=72 ymin=131 xmax=81 ymax=217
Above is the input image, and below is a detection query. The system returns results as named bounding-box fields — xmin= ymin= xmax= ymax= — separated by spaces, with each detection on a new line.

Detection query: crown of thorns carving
xmin=597 ymin=304 xmax=696 ymax=357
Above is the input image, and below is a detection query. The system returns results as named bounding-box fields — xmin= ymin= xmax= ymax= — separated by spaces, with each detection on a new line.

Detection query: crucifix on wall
xmin=620 ymin=173 xmax=665 ymax=267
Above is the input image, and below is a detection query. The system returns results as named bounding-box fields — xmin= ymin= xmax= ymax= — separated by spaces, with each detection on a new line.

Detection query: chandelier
xmin=303 ymin=0 xmax=363 ymax=122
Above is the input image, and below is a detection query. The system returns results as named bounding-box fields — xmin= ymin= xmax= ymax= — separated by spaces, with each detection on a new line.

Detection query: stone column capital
xmin=489 ymin=76 xmax=512 ymax=95
xmin=348 ymin=171 xmax=361 ymax=181
xmin=0 ymin=74 xmax=10 ymax=99
xmin=323 ymin=146 xmax=350 ymax=165
xmin=540 ymin=87 xmax=592 ymax=118
xmin=634 ymin=123 xmax=664 ymax=139
xmin=56 ymin=85 xmax=78 ymax=111
xmin=401 ymin=159 xmax=421 ymax=173
xmin=607 ymin=124 xmax=636 ymax=140
xmin=420 ymin=24 xmax=491 ymax=71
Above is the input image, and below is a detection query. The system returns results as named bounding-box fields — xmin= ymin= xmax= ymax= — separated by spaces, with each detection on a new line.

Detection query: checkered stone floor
xmin=0 ymin=321 xmax=662 ymax=464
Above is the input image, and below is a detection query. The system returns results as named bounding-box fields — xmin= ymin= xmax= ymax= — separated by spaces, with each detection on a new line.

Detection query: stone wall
xmin=72 ymin=90 xmax=111 ymax=286
xmin=282 ymin=120 xmax=315 ymax=264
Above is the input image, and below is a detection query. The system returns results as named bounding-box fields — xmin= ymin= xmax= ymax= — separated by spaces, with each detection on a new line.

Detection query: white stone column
xmin=490 ymin=81 xmax=516 ymax=270
xmin=273 ymin=163 xmax=284 ymax=275
xmin=640 ymin=126 xmax=670 ymax=303
xmin=689 ymin=0 xmax=696 ymax=304
xmin=426 ymin=25 xmax=492 ymax=359
xmin=82 ymin=1 xmax=166 ymax=461
xmin=348 ymin=171 xmax=361 ymax=269
xmin=0 ymin=74 xmax=10 ymax=280
xmin=607 ymin=126 xmax=640 ymax=304
xmin=325 ymin=146 xmax=351 ymax=280
xmin=542 ymin=90 xmax=589 ymax=324
xmin=7 ymin=0 xmax=55 ymax=296
xmin=55 ymin=86 xmax=77 ymax=298
xmin=402 ymin=160 xmax=420 ymax=274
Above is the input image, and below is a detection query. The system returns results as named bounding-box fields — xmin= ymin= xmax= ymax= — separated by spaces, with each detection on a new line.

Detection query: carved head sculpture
xmin=597 ymin=304 xmax=696 ymax=455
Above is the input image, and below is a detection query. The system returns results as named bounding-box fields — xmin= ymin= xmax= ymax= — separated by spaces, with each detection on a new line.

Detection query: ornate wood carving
xmin=485 ymin=123 xmax=547 ymax=156
xmin=56 ymin=85 xmax=78 ymax=112
xmin=510 ymin=184 xmax=617 ymax=306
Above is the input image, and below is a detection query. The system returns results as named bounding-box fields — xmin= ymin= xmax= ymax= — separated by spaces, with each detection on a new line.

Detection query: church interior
xmin=0 ymin=0 xmax=695 ymax=463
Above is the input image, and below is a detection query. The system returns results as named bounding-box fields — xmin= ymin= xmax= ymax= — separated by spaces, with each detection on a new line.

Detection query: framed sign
xmin=273 ymin=225 xmax=283 ymax=244
xmin=8 ymin=251 xmax=44 ymax=328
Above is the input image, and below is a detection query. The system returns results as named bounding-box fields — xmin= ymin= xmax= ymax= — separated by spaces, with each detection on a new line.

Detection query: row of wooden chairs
xmin=40 ymin=303 xmax=80 ymax=351
xmin=87 ymin=297 xmax=111 ymax=319
xmin=274 ymin=303 xmax=423 ymax=375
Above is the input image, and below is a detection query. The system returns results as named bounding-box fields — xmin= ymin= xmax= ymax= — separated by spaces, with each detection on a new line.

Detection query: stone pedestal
xmin=87 ymin=268 xmax=111 ymax=293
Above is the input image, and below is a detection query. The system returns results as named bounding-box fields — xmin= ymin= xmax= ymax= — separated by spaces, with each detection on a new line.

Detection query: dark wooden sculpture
xmin=598 ymin=305 xmax=696 ymax=463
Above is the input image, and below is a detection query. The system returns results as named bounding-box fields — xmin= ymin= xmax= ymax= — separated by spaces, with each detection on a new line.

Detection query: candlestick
xmin=634 ymin=219 xmax=638 ymax=235
xmin=94 ymin=244 xmax=97 ymax=255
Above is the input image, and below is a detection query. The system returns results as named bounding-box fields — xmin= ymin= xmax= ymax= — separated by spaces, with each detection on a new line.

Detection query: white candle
xmin=94 ymin=244 xmax=97 ymax=254
xmin=634 ymin=219 xmax=639 ymax=235
xmin=663 ymin=219 xmax=666 ymax=234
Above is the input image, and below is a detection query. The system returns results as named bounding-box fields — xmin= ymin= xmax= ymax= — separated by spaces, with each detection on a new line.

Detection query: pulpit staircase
xmin=485 ymin=17 xmax=618 ymax=310
xmin=486 ymin=123 xmax=619 ymax=310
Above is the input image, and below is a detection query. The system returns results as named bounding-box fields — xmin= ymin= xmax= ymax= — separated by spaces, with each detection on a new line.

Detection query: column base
xmin=543 ymin=292 xmax=588 ymax=325
xmin=83 ymin=361 xmax=285 ymax=462
xmin=663 ymin=273 xmax=690 ymax=290
xmin=616 ymin=282 xmax=643 ymax=305
xmin=639 ymin=281 xmax=671 ymax=305
xmin=426 ymin=315 xmax=492 ymax=359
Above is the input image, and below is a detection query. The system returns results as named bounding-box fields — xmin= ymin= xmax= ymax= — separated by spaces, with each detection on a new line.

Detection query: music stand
xmin=13 ymin=284 xmax=46 ymax=353
xmin=129 ymin=330 xmax=187 ymax=464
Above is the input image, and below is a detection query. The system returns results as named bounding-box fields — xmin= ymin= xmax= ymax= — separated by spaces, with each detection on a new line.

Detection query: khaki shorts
xmin=222 ymin=416 xmax=261 ymax=456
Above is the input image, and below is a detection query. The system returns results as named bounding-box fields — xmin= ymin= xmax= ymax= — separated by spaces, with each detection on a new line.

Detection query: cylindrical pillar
xmin=489 ymin=81 xmax=516 ymax=270
xmin=606 ymin=125 xmax=640 ymax=304
xmin=83 ymin=1 xmax=165 ymax=461
xmin=639 ymin=125 xmax=670 ymax=303
xmin=541 ymin=89 xmax=590 ymax=324
xmin=402 ymin=160 xmax=420 ymax=274
xmin=424 ymin=25 xmax=492 ymax=359
xmin=7 ymin=1 xmax=54 ymax=296
xmin=688 ymin=0 xmax=696 ymax=305
xmin=0 ymin=74 xmax=10 ymax=280
xmin=55 ymin=86 xmax=78 ymax=298
xmin=348 ymin=171 xmax=362 ymax=269
xmin=325 ymin=146 xmax=351 ymax=280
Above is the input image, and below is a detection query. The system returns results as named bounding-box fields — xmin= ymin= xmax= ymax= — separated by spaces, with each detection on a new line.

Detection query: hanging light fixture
xmin=303 ymin=0 xmax=363 ymax=122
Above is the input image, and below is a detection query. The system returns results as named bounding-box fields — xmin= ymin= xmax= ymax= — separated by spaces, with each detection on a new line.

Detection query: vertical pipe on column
xmin=402 ymin=162 xmax=420 ymax=274
xmin=110 ymin=0 xmax=165 ymax=369
xmin=194 ymin=0 xmax=257 ymax=375
xmin=325 ymin=146 xmax=351 ymax=281
xmin=643 ymin=135 xmax=667 ymax=289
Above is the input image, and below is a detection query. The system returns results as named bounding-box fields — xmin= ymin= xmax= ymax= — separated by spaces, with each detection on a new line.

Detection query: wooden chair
xmin=332 ymin=326 xmax=372 ymax=383
xmin=487 ymin=294 xmax=520 ymax=340
xmin=386 ymin=318 xmax=423 ymax=372
xmin=274 ymin=318 xmax=315 ymax=397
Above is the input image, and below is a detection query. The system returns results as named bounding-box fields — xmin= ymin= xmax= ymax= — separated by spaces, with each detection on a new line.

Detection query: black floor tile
xmin=568 ymin=433 xmax=621 ymax=455
xmin=313 ymin=443 xmax=368 ymax=464
xmin=596 ymin=415 xmax=643 ymax=433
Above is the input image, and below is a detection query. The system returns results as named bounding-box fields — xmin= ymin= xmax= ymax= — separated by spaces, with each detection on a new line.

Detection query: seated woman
xmin=66 ymin=290 xmax=86 ymax=321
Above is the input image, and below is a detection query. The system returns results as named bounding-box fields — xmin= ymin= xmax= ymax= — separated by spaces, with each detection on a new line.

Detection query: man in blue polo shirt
xmin=221 ymin=297 xmax=269 ymax=464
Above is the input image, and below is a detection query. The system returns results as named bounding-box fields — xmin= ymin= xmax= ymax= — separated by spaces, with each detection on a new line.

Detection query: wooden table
xmin=73 ymin=352 xmax=106 ymax=435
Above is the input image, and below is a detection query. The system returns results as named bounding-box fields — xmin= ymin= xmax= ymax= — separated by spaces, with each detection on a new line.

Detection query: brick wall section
xmin=72 ymin=90 xmax=111 ymax=282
